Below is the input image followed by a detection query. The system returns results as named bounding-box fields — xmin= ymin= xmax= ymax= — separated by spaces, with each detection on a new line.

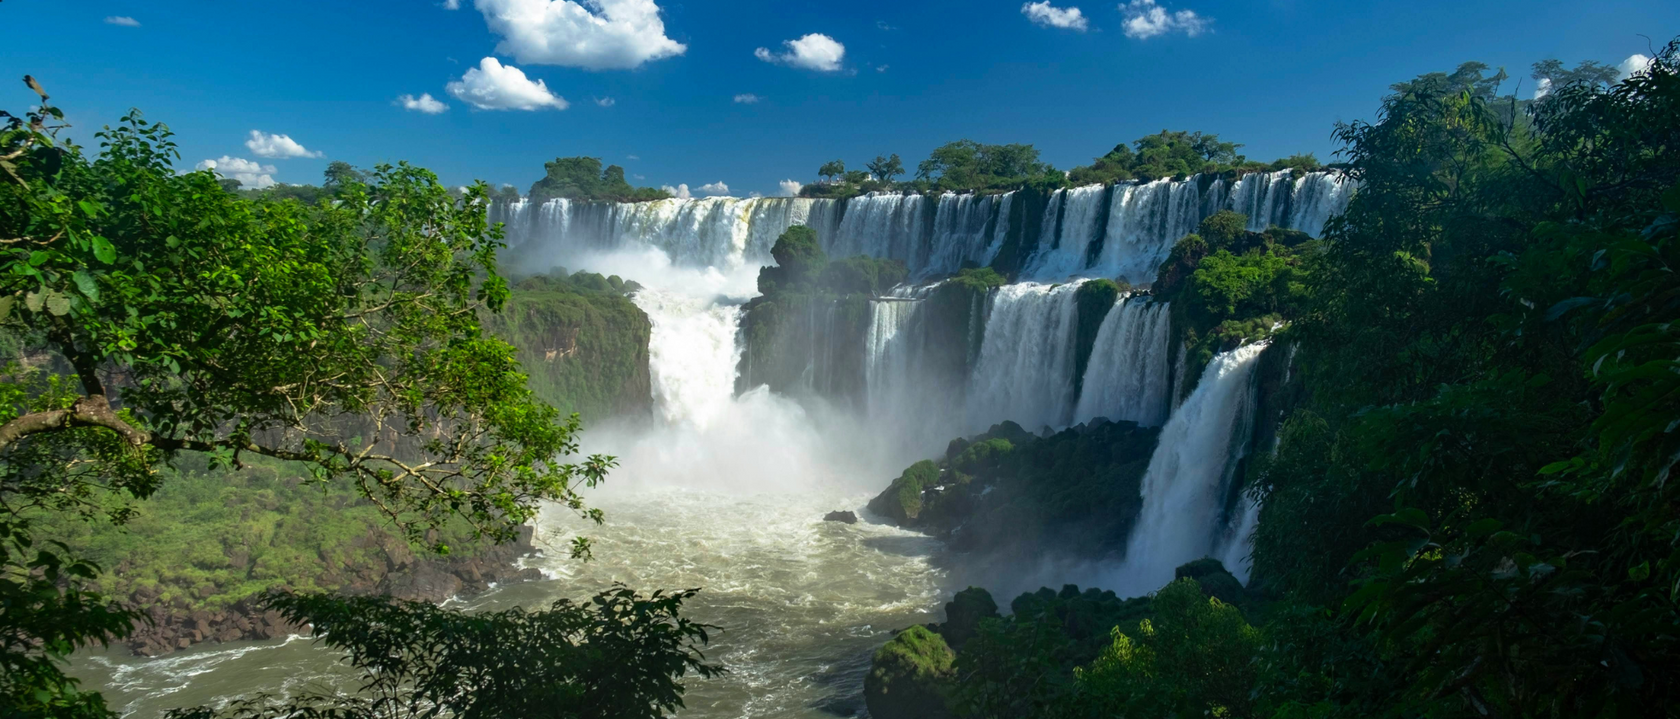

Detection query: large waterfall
xmin=1111 ymin=342 xmax=1267 ymax=593
xmin=1074 ymin=296 xmax=1173 ymax=427
xmin=965 ymin=282 xmax=1085 ymax=434
xmin=490 ymin=170 xmax=1353 ymax=283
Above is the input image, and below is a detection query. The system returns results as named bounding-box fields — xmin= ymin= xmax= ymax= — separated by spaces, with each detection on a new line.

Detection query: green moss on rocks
xmin=484 ymin=273 xmax=653 ymax=422
xmin=865 ymin=625 xmax=958 ymax=719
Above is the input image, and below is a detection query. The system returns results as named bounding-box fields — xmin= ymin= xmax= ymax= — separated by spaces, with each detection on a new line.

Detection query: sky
xmin=2 ymin=1 xmax=1673 ymax=197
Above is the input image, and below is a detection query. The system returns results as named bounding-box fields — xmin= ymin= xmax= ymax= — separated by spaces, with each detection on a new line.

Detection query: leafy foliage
xmin=167 ymin=586 xmax=721 ymax=719
xmin=528 ymin=156 xmax=669 ymax=204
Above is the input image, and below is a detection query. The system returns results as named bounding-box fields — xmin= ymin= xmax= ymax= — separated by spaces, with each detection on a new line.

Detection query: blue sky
xmin=2 ymin=1 xmax=1673 ymax=197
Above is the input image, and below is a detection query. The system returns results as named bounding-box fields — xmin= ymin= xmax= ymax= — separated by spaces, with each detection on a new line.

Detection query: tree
xmin=216 ymin=178 xmax=243 ymax=193
xmin=818 ymin=159 xmax=846 ymax=183
xmin=866 ymin=154 xmax=904 ymax=183
xmin=167 ymin=586 xmax=722 ymax=719
xmin=321 ymin=160 xmax=366 ymax=191
xmin=842 ymin=169 xmax=870 ymax=185
xmin=528 ymin=157 xmax=669 ymax=203
xmin=914 ymin=140 xmax=1048 ymax=191
xmin=1 ymin=86 xmax=624 ymax=713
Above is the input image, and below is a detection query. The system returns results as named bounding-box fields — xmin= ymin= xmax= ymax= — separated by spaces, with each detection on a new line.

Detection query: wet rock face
xmin=823 ymin=510 xmax=859 ymax=524
xmin=123 ymin=525 xmax=545 ymax=657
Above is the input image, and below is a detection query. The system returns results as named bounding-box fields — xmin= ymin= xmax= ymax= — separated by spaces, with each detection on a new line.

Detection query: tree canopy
xmin=528 ymin=156 xmax=669 ymax=204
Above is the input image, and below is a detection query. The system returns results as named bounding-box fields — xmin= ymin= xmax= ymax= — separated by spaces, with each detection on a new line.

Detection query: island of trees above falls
xmin=4 ymin=42 xmax=1680 ymax=719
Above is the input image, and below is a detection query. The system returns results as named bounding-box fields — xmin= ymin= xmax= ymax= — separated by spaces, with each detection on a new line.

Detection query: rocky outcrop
xmin=123 ymin=526 xmax=544 ymax=657
xmin=867 ymin=418 xmax=1159 ymax=559
xmin=864 ymin=625 xmax=957 ymax=719
xmin=823 ymin=510 xmax=858 ymax=524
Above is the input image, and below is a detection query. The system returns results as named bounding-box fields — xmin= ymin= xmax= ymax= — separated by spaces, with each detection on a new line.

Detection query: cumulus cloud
xmin=196 ymin=156 xmax=277 ymax=189
xmin=1022 ymin=2 xmax=1088 ymax=31
xmin=754 ymin=33 xmax=845 ymax=72
xmin=748 ymin=191 xmax=764 ymax=198
xmin=1533 ymin=77 xmax=1553 ymax=100
xmin=1620 ymin=54 xmax=1653 ymax=79
xmin=447 ymin=57 xmax=569 ymax=110
xmin=1119 ymin=0 xmax=1208 ymax=39
xmin=778 ymin=179 xmax=803 ymax=197
xmin=661 ymin=183 xmax=691 ymax=199
xmin=595 ymin=96 xmax=616 ymax=107
xmin=698 ymin=181 xmax=729 ymax=195
xmin=733 ymin=93 xmax=762 ymax=104
xmin=397 ymin=93 xmax=449 ymax=114
xmin=474 ymin=0 xmax=686 ymax=70
xmin=443 ymin=0 xmax=461 ymax=7
xmin=245 ymin=131 xmax=322 ymax=159
xmin=105 ymin=16 xmax=140 ymax=27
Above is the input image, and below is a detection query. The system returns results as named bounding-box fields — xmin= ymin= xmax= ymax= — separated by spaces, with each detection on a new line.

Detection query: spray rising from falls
xmin=1112 ymin=342 xmax=1268 ymax=594
xmin=1074 ymin=296 xmax=1173 ymax=427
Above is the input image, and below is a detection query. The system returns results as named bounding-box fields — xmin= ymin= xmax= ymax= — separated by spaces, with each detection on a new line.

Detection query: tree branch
xmin=0 ymin=394 xmax=150 ymax=451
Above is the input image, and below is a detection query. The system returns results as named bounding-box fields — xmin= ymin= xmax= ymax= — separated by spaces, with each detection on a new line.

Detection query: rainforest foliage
xmin=868 ymin=46 xmax=1680 ymax=719
xmin=527 ymin=156 xmax=670 ymax=204
xmin=0 ymin=85 xmax=704 ymax=717
xmin=487 ymin=270 xmax=654 ymax=422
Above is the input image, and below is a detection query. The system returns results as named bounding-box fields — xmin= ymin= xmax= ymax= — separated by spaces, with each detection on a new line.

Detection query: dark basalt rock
xmin=823 ymin=510 xmax=859 ymax=524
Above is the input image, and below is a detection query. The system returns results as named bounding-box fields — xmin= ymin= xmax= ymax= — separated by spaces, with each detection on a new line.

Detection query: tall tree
xmin=0 ymin=86 xmax=630 ymax=714
xmin=818 ymin=159 xmax=846 ymax=182
xmin=866 ymin=154 xmax=904 ymax=183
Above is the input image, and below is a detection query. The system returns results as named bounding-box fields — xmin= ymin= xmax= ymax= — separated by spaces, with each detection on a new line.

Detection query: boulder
xmin=823 ymin=510 xmax=858 ymax=524
xmin=1174 ymin=557 xmax=1246 ymax=606
xmin=864 ymin=625 xmax=957 ymax=719
xmin=937 ymin=587 xmax=998 ymax=649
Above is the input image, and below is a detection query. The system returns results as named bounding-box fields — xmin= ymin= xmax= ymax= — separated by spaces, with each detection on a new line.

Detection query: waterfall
xmin=1092 ymin=178 xmax=1206 ymax=285
xmin=1073 ymin=296 xmax=1172 ymax=427
xmin=966 ymin=282 xmax=1085 ymax=433
xmin=1114 ymin=342 xmax=1267 ymax=593
xmin=632 ymin=288 xmax=743 ymax=429
xmin=1022 ymin=185 xmax=1106 ymax=280
xmin=491 ymin=170 xmax=1352 ymax=286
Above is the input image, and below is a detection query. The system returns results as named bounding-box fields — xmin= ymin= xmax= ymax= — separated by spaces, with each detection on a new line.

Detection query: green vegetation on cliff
xmin=528 ymin=156 xmax=671 ymax=204
xmin=867 ymin=418 xmax=1159 ymax=556
xmin=488 ymin=271 xmax=653 ymax=422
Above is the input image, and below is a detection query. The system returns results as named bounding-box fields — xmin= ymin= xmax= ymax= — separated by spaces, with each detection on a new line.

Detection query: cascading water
xmin=1021 ymin=185 xmax=1106 ymax=279
xmin=966 ymin=282 xmax=1085 ymax=433
xmin=1073 ymin=296 xmax=1173 ymax=427
xmin=1111 ymin=342 xmax=1267 ymax=594
xmin=634 ymin=288 xmax=743 ymax=429
xmin=1090 ymin=177 xmax=1205 ymax=284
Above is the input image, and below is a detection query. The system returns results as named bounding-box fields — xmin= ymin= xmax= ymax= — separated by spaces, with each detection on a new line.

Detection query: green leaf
xmin=77 ymin=199 xmax=100 ymax=217
xmin=24 ymin=291 xmax=44 ymax=313
xmin=0 ymin=296 xmax=13 ymax=322
xmin=72 ymin=270 xmax=99 ymax=302
xmin=1630 ymin=561 xmax=1651 ymax=582
xmin=27 ymin=251 xmax=49 ymax=267
xmin=92 ymin=235 xmax=117 ymax=264
xmin=45 ymin=292 xmax=70 ymax=316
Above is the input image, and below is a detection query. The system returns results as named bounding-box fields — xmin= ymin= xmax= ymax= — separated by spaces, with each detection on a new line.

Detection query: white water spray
xmin=1074 ymin=296 xmax=1173 ymax=427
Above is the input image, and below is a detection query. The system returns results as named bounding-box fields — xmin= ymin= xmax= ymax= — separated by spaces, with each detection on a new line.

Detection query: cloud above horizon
xmin=661 ymin=183 xmax=692 ymax=199
xmin=1021 ymin=2 xmax=1088 ymax=31
xmin=1119 ymin=0 xmax=1208 ymax=39
xmin=474 ymin=0 xmax=686 ymax=70
xmin=1620 ymin=54 xmax=1653 ymax=79
xmin=196 ymin=156 xmax=277 ymax=189
xmin=698 ymin=181 xmax=729 ymax=195
xmin=447 ymin=57 xmax=569 ymax=110
xmin=755 ymin=33 xmax=845 ymax=72
xmin=245 ymin=131 xmax=322 ymax=159
xmin=105 ymin=16 xmax=140 ymax=27
xmin=778 ymin=179 xmax=803 ymax=197
xmin=733 ymin=93 xmax=762 ymax=104
xmin=397 ymin=93 xmax=450 ymax=114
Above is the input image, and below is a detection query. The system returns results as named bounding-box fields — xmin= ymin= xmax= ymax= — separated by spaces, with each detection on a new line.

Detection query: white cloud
xmin=733 ymin=93 xmax=762 ymax=104
xmin=876 ymin=64 xmax=890 ymax=72
xmin=778 ymin=179 xmax=803 ymax=197
xmin=397 ymin=93 xmax=449 ymax=114
xmin=698 ymin=181 xmax=729 ymax=195
xmin=447 ymin=57 xmax=569 ymax=110
xmin=443 ymin=0 xmax=461 ymax=7
xmin=633 ymin=173 xmax=645 ymax=179
xmin=755 ymin=33 xmax=845 ymax=72
xmin=661 ymin=183 xmax=691 ymax=199
xmin=1620 ymin=54 xmax=1653 ymax=79
xmin=595 ymin=96 xmax=616 ymax=107
xmin=748 ymin=191 xmax=764 ymax=198
xmin=877 ymin=20 xmax=898 ymax=31
xmin=1021 ymin=2 xmax=1088 ymax=31
xmin=105 ymin=16 xmax=140 ymax=27
xmin=627 ymin=154 xmax=640 ymax=160
xmin=1533 ymin=77 xmax=1552 ymax=100
xmin=245 ymin=131 xmax=323 ymax=159
xmin=196 ymin=156 xmax=277 ymax=189
xmin=1119 ymin=0 xmax=1208 ymax=39
xmin=474 ymin=0 xmax=686 ymax=70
